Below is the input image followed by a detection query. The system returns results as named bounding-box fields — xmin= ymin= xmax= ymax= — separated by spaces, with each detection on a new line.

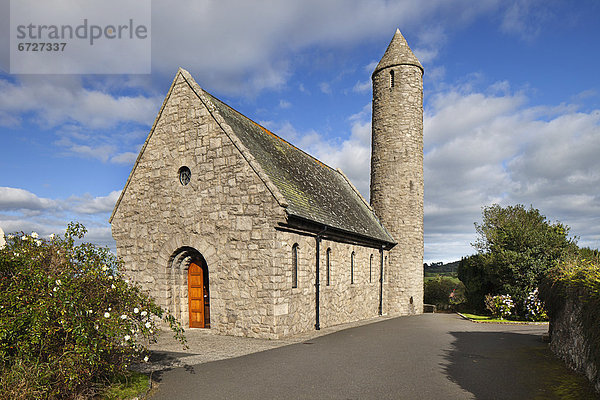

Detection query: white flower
xmin=52 ymin=287 xmax=57 ymax=292
xmin=55 ymin=280 xmax=61 ymax=285
xmin=111 ymin=284 xmax=116 ymax=289
xmin=49 ymin=233 xmax=55 ymax=240
xmin=104 ymin=312 xmax=110 ymax=318
xmin=31 ymin=232 xmax=39 ymax=239
xmin=102 ymin=265 xmax=109 ymax=271
xmin=120 ymin=314 xmax=127 ymax=320
xmin=124 ymin=335 xmax=131 ymax=341
xmin=7 ymin=234 xmax=13 ymax=239
xmin=21 ymin=235 xmax=27 ymax=240
xmin=140 ymin=311 xmax=147 ymax=317
xmin=125 ymin=279 xmax=129 ymax=284
xmin=108 ymin=307 xmax=112 ymax=311
xmin=145 ymin=322 xmax=151 ymax=329
xmin=143 ymin=356 xmax=149 ymax=362
xmin=134 ymin=308 xmax=139 ymax=314
xmin=35 ymin=240 xmax=41 ymax=246
xmin=88 ymin=310 xmax=93 ymax=314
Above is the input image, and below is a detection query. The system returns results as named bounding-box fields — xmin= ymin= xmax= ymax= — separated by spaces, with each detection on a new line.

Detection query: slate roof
xmin=203 ymin=92 xmax=396 ymax=246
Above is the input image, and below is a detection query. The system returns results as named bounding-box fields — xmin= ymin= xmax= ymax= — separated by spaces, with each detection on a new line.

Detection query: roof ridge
xmin=335 ymin=168 xmax=373 ymax=212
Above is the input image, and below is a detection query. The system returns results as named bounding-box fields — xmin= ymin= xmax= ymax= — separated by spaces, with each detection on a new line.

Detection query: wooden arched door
xmin=188 ymin=262 xmax=205 ymax=328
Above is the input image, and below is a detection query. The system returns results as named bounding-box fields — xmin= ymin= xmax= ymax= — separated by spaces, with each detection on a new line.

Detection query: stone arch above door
xmin=158 ymin=234 xmax=217 ymax=328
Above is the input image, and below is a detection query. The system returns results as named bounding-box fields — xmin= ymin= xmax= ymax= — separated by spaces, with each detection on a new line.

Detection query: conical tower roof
xmin=373 ymin=29 xmax=423 ymax=76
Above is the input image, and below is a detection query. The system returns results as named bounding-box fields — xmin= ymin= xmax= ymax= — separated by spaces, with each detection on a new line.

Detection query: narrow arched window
xmin=390 ymin=69 xmax=395 ymax=88
xmin=292 ymin=243 xmax=299 ymax=288
xmin=370 ymin=254 xmax=373 ymax=283
xmin=351 ymin=251 xmax=355 ymax=284
xmin=326 ymin=248 xmax=331 ymax=286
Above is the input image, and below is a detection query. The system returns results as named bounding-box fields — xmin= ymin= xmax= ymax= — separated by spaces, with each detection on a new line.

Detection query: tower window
xmin=351 ymin=251 xmax=355 ymax=284
xmin=390 ymin=70 xmax=395 ymax=88
xmin=292 ymin=243 xmax=299 ymax=288
xmin=326 ymin=248 xmax=331 ymax=286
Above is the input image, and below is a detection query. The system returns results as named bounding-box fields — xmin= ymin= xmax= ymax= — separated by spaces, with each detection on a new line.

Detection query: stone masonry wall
xmin=111 ymin=72 xmax=287 ymax=338
xmin=550 ymin=297 xmax=600 ymax=393
xmin=271 ymin=231 xmax=389 ymax=337
xmin=370 ymin=63 xmax=424 ymax=315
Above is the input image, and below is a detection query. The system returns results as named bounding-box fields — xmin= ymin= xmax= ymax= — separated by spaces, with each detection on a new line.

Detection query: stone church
xmin=110 ymin=29 xmax=424 ymax=339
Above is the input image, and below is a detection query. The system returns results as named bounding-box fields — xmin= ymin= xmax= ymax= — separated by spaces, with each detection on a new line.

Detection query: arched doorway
xmin=169 ymin=247 xmax=210 ymax=329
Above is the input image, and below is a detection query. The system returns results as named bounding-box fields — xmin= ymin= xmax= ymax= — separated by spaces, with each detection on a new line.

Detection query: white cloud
xmin=352 ymin=80 xmax=371 ymax=93
xmin=149 ymin=0 xmax=503 ymax=95
xmin=68 ymin=191 xmax=122 ymax=214
xmin=278 ymin=100 xmax=292 ymax=109
xmin=423 ymin=85 xmax=600 ymax=262
xmin=0 ymin=77 xmax=160 ymax=129
xmin=319 ymin=82 xmax=332 ymax=94
xmin=0 ymin=187 xmax=57 ymax=211
xmin=110 ymin=152 xmax=139 ymax=165
xmin=0 ymin=188 xmax=121 ymax=251
xmin=500 ymin=0 xmax=551 ymax=41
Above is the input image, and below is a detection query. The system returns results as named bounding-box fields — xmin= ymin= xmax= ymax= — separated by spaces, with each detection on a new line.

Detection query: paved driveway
xmin=148 ymin=314 xmax=598 ymax=399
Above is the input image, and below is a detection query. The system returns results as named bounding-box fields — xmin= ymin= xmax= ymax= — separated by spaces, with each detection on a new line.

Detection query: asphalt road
xmin=149 ymin=314 xmax=598 ymax=399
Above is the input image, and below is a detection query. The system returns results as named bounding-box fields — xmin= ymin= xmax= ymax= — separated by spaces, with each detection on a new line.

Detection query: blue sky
xmin=1 ymin=0 xmax=599 ymax=262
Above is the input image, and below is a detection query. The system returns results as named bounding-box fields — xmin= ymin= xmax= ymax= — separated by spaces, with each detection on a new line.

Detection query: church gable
xmin=110 ymin=70 xmax=285 ymax=229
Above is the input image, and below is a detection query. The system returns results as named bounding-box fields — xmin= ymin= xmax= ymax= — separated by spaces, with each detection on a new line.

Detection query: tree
xmin=0 ymin=223 xmax=185 ymax=399
xmin=459 ymin=204 xmax=577 ymax=316
xmin=424 ymin=276 xmax=466 ymax=310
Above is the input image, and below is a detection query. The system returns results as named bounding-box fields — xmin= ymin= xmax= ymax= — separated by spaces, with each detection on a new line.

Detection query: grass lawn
xmin=460 ymin=313 xmax=548 ymax=324
xmin=424 ymin=274 xmax=461 ymax=283
xmin=100 ymin=371 xmax=150 ymax=400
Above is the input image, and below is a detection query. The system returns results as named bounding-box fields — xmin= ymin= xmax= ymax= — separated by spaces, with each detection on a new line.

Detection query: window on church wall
xmin=383 ymin=255 xmax=388 ymax=282
xmin=370 ymin=254 xmax=373 ymax=283
xmin=351 ymin=251 xmax=355 ymax=284
xmin=178 ymin=166 xmax=191 ymax=186
xmin=390 ymin=69 xmax=395 ymax=88
xmin=326 ymin=248 xmax=331 ymax=286
xmin=292 ymin=243 xmax=299 ymax=288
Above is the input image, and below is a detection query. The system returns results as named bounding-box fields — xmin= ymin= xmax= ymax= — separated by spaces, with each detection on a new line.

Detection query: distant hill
xmin=424 ymin=260 xmax=460 ymax=274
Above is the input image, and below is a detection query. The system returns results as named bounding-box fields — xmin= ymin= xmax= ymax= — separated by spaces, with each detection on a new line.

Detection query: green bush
xmin=424 ymin=276 xmax=466 ymax=310
xmin=0 ymin=223 xmax=185 ymax=399
xmin=459 ymin=204 xmax=577 ymax=316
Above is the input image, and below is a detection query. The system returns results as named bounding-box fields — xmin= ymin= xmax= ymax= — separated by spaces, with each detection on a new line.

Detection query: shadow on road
xmin=443 ymin=330 xmax=598 ymax=399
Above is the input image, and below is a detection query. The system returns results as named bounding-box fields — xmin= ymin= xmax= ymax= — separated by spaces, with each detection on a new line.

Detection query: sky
xmin=0 ymin=0 xmax=599 ymax=263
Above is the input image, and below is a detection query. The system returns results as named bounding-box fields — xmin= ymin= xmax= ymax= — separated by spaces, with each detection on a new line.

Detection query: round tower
xmin=370 ymin=29 xmax=424 ymax=315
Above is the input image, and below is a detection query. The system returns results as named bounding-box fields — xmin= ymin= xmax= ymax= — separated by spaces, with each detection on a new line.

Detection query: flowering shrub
xmin=524 ymin=288 xmax=547 ymax=321
xmin=484 ymin=294 xmax=514 ymax=319
xmin=0 ymin=223 xmax=185 ymax=399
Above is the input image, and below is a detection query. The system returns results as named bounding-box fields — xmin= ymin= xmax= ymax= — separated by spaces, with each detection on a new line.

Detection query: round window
xmin=178 ymin=166 xmax=191 ymax=186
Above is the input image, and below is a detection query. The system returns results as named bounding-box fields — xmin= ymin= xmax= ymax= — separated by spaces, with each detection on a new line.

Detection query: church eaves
xmin=373 ymin=29 xmax=423 ymax=76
